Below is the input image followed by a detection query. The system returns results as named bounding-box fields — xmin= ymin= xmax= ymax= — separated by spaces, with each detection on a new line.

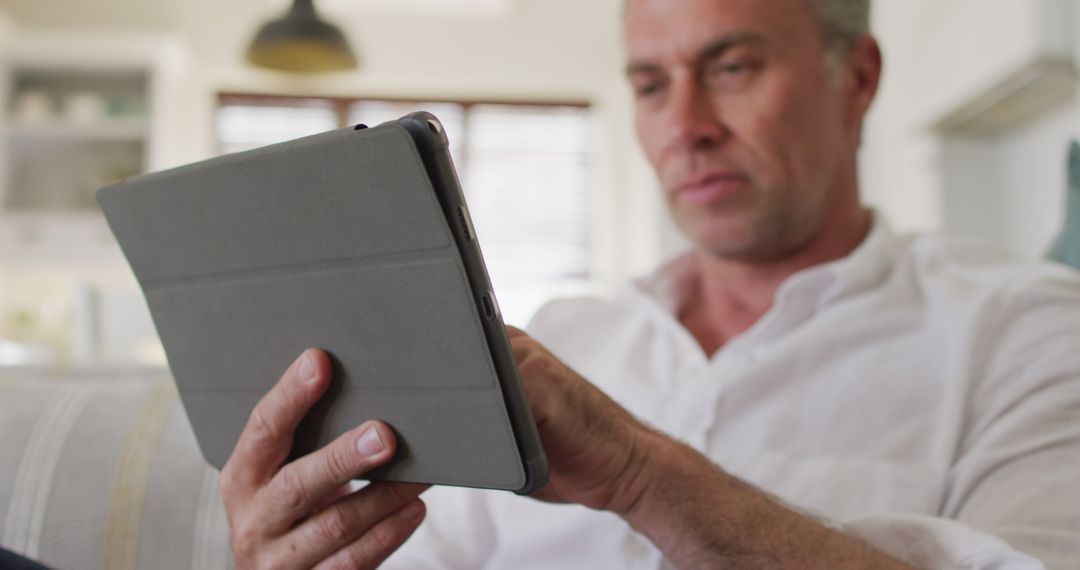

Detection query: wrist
xmin=618 ymin=435 xmax=769 ymax=564
xmin=618 ymin=432 xmax=726 ymax=539
xmin=616 ymin=442 xmax=917 ymax=569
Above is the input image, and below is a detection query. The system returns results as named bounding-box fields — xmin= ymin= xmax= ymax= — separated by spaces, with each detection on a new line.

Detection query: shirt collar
xmin=631 ymin=211 xmax=900 ymax=329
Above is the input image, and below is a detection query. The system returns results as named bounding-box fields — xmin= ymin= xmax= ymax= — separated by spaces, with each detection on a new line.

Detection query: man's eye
xmin=711 ymin=61 xmax=750 ymax=77
xmin=632 ymin=78 xmax=665 ymax=98
xmin=636 ymin=83 xmax=661 ymax=97
xmin=705 ymin=59 xmax=759 ymax=87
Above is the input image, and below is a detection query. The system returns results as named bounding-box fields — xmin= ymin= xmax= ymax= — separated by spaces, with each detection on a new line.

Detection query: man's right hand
xmin=219 ymin=348 xmax=429 ymax=570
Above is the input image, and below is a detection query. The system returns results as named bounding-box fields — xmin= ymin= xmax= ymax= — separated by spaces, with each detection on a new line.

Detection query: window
xmin=216 ymin=98 xmax=339 ymax=155
xmin=215 ymin=94 xmax=595 ymax=325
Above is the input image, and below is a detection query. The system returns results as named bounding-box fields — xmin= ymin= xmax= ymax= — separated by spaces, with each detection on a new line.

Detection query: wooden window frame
xmin=216 ymin=92 xmax=590 ymax=130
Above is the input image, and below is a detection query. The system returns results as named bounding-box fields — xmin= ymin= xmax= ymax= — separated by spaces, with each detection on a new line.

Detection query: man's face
xmin=625 ymin=0 xmax=863 ymax=260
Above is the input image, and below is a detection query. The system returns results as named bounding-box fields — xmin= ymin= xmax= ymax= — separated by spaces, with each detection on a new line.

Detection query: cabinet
xmin=0 ymin=30 xmax=192 ymax=366
xmin=4 ymin=70 xmax=147 ymax=211
xmin=0 ymin=31 xmax=192 ymax=265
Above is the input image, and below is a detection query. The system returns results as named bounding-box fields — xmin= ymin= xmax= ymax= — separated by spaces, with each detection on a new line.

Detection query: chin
xmin=676 ymin=210 xmax=791 ymax=260
xmin=681 ymin=221 xmax=759 ymax=257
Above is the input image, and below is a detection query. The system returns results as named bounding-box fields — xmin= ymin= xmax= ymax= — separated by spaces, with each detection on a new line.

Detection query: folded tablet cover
xmin=98 ymin=123 xmax=529 ymax=491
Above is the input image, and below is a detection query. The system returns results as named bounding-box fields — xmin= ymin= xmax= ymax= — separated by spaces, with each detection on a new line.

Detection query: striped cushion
xmin=0 ymin=372 xmax=233 ymax=569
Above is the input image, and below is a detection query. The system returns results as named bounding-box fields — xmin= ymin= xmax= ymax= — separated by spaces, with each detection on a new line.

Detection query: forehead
xmin=624 ymin=0 xmax=821 ymax=64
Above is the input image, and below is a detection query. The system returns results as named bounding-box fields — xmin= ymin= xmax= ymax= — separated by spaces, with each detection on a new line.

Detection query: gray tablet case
xmin=97 ymin=113 xmax=548 ymax=494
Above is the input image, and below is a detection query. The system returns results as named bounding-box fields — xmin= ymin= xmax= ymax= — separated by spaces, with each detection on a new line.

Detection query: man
xmin=219 ymin=0 xmax=1080 ymax=568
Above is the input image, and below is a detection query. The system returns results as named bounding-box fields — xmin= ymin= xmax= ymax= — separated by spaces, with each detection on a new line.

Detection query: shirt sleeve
xmin=381 ymin=486 xmax=498 ymax=569
xmin=840 ymin=515 xmax=1046 ymax=569
xmin=845 ymin=271 xmax=1080 ymax=570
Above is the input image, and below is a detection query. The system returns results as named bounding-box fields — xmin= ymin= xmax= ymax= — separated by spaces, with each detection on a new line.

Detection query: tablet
xmin=97 ymin=112 xmax=549 ymax=495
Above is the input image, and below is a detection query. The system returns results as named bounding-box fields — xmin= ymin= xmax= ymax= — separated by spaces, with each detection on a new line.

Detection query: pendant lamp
xmin=245 ymin=0 xmax=358 ymax=73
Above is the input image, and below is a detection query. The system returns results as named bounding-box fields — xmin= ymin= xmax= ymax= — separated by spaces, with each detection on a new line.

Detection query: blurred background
xmin=0 ymin=0 xmax=1077 ymax=372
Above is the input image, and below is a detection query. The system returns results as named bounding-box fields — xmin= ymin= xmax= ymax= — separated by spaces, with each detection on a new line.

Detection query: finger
xmin=312 ymin=482 xmax=357 ymax=516
xmin=505 ymin=325 xmax=527 ymax=338
xmin=278 ymin=485 xmax=429 ymax=569
xmin=257 ymin=421 xmax=398 ymax=534
xmin=224 ymin=349 xmax=332 ymax=488
xmin=508 ymin=334 xmax=536 ymax=365
xmin=311 ymin=499 xmax=427 ymax=570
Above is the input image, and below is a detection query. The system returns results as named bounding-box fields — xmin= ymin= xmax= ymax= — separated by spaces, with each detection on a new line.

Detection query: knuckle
xmin=520 ymin=353 xmax=547 ymax=376
xmin=324 ymin=443 xmax=358 ymax=480
xmin=370 ymin=483 xmax=405 ymax=506
xmin=218 ymin=466 xmax=248 ymax=504
xmin=229 ymin=520 xmax=261 ymax=563
xmin=369 ymin=519 xmax=403 ymax=555
xmin=248 ymin=403 xmax=280 ymax=445
xmin=315 ymin=507 xmax=353 ymax=543
xmin=218 ymin=469 xmax=236 ymax=499
xmin=328 ymin=548 xmax=366 ymax=570
xmin=268 ymin=467 xmax=307 ymax=509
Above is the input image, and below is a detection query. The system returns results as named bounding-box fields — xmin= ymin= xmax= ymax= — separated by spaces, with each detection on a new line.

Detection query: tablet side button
xmin=457 ymin=206 xmax=477 ymax=241
xmin=481 ymin=293 xmax=498 ymax=321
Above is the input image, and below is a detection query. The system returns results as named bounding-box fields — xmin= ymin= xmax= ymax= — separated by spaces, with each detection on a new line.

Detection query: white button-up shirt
xmin=387 ymin=217 xmax=1080 ymax=569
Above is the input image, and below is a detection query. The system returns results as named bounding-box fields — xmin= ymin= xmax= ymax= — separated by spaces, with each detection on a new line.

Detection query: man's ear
xmin=844 ymin=35 xmax=883 ymax=136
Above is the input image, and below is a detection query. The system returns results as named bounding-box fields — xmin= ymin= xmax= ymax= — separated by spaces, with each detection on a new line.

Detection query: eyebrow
xmin=624 ymin=31 xmax=766 ymax=77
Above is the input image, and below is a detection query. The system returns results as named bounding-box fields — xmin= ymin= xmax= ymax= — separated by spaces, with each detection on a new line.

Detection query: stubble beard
xmin=670 ymin=183 xmax=826 ymax=263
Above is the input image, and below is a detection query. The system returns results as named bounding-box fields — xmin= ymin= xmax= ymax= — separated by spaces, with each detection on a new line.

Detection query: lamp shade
xmin=245 ymin=0 xmax=358 ymax=73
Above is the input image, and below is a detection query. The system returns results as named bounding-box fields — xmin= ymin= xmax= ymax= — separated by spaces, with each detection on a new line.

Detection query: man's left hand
xmin=506 ymin=327 xmax=915 ymax=569
xmin=506 ymin=326 xmax=660 ymax=515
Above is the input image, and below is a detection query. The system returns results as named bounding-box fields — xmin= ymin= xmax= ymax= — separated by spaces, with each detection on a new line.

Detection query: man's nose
xmin=662 ymin=77 xmax=728 ymax=154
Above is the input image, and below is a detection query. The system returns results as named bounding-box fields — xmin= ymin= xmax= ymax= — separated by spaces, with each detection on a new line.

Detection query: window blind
xmin=215 ymin=97 xmax=594 ymax=324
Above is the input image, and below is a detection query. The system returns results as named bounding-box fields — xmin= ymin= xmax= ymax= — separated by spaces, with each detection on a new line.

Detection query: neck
xmin=679 ymin=206 xmax=872 ymax=355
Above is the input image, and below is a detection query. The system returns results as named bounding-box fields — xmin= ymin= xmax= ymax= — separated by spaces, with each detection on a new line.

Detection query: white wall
xmin=936 ymin=103 xmax=1080 ymax=259
xmin=997 ymin=102 xmax=1080 ymax=257
xmin=863 ymin=0 xmax=1078 ymax=259
xmin=0 ymin=10 xmax=11 ymax=38
xmin=859 ymin=0 xmax=944 ymax=232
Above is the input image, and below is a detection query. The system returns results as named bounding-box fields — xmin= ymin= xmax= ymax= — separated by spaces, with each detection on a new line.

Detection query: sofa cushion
xmin=0 ymin=371 xmax=232 ymax=569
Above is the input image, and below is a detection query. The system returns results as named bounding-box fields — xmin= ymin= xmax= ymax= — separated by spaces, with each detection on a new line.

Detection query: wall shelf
xmin=912 ymin=0 xmax=1076 ymax=133
xmin=6 ymin=119 xmax=148 ymax=143
xmin=0 ymin=31 xmax=190 ymax=227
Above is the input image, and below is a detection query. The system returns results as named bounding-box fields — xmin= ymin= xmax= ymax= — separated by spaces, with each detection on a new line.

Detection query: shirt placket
xmin=656 ymin=337 xmax=736 ymax=450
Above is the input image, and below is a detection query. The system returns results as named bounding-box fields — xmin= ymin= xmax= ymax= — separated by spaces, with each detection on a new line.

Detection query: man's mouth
xmin=674 ymin=173 xmax=747 ymax=205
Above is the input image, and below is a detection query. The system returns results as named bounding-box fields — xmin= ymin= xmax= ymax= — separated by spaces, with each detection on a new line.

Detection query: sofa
xmin=0 ymin=369 xmax=233 ymax=569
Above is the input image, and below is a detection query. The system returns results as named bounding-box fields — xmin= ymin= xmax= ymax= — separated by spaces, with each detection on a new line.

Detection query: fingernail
xmin=298 ymin=352 xmax=316 ymax=384
xmin=355 ymin=425 xmax=385 ymax=457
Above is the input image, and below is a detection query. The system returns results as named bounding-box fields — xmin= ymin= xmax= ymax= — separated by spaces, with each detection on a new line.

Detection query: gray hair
xmin=808 ymin=0 xmax=871 ymax=55
xmin=622 ymin=0 xmax=871 ymax=55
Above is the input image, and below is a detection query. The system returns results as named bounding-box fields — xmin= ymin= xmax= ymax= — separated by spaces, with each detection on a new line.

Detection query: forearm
xmin=621 ymin=434 xmax=917 ymax=569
